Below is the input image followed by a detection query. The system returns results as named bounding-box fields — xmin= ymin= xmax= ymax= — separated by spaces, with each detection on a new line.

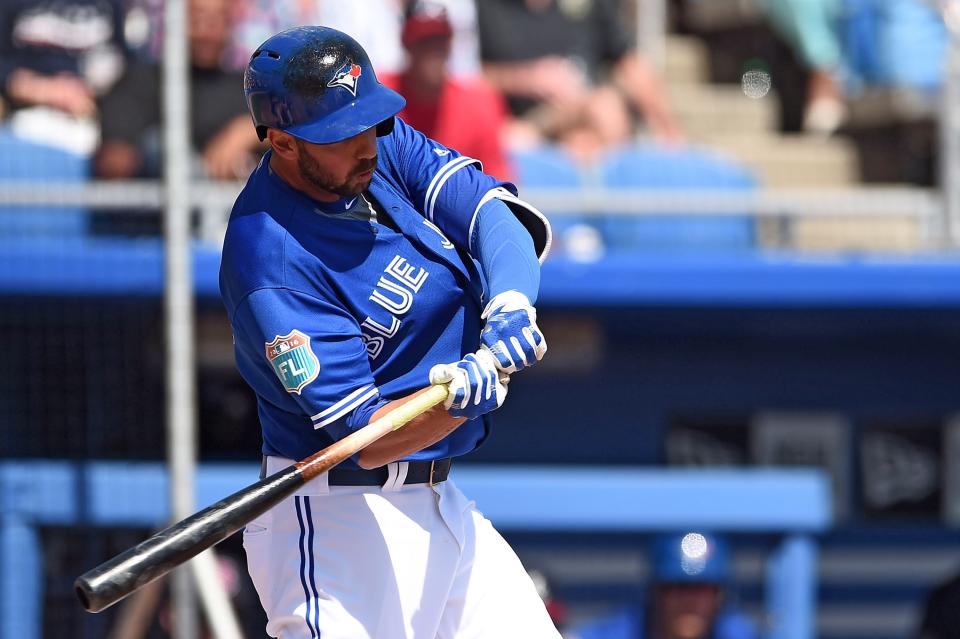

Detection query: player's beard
xmin=297 ymin=146 xmax=377 ymax=198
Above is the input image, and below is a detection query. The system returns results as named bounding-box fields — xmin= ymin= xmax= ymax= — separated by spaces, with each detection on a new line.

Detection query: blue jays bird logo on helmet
xmin=328 ymin=61 xmax=362 ymax=96
xmin=244 ymin=27 xmax=405 ymax=143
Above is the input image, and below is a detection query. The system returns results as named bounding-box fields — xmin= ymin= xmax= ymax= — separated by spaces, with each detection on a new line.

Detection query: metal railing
xmin=0 ymin=180 xmax=947 ymax=249
xmin=637 ymin=0 xmax=668 ymax=70
xmin=941 ymin=0 xmax=960 ymax=245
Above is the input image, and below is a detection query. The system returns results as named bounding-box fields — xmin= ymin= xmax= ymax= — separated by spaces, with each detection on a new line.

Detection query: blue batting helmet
xmin=244 ymin=26 xmax=406 ymax=144
xmin=651 ymin=532 xmax=730 ymax=584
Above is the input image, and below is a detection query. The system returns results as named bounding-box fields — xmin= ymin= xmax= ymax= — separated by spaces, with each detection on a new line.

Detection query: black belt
xmin=328 ymin=458 xmax=451 ymax=486
xmin=261 ymin=457 xmax=451 ymax=486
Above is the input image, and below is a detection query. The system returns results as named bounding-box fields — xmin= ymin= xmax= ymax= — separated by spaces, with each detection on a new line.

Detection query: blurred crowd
xmin=0 ymin=0 xmax=954 ymax=254
xmin=1 ymin=0 xmax=952 ymax=178
xmin=0 ymin=0 xmax=255 ymax=180
xmin=3 ymin=5 xmax=960 ymax=637
xmin=0 ymin=0 xmax=688 ymax=182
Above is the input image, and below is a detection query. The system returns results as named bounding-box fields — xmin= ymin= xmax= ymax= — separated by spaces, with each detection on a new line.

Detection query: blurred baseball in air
xmin=741 ymin=69 xmax=772 ymax=99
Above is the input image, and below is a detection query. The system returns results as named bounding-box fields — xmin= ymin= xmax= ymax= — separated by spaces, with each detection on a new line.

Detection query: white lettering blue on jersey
xmin=220 ymin=118 xmax=547 ymax=467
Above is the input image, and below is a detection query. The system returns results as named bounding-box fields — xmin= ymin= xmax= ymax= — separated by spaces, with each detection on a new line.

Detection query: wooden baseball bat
xmin=75 ymin=384 xmax=449 ymax=613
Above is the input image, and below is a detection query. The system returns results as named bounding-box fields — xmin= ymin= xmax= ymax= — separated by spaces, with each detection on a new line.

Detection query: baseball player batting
xmin=220 ymin=26 xmax=558 ymax=638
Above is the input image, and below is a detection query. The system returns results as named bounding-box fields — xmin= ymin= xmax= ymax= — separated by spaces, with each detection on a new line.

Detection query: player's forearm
xmin=6 ymin=69 xmax=48 ymax=106
xmin=203 ymin=115 xmax=265 ymax=179
xmin=471 ymin=198 xmax=540 ymax=303
xmin=482 ymin=61 xmax=543 ymax=97
xmin=212 ymin=115 xmax=262 ymax=151
xmin=356 ymin=387 xmax=466 ymax=469
xmin=95 ymin=141 xmax=142 ymax=178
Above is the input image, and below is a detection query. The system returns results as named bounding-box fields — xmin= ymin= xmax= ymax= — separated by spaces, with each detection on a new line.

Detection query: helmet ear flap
xmin=375 ymin=117 xmax=396 ymax=137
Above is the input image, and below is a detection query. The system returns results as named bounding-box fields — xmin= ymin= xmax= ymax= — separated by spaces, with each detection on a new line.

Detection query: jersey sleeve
xmin=383 ymin=117 xmax=552 ymax=262
xmin=231 ymin=286 xmax=383 ymax=440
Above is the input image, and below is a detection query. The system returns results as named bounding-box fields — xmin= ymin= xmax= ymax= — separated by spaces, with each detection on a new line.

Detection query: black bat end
xmin=74 ymin=575 xmax=101 ymax=613
xmin=74 ymin=465 xmax=307 ymax=614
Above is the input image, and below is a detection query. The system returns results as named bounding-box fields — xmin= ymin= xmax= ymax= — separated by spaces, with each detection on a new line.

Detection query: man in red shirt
xmin=381 ymin=2 xmax=513 ymax=181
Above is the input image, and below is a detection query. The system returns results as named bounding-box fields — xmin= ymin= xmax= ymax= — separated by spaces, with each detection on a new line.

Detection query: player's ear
xmin=267 ymin=129 xmax=299 ymax=161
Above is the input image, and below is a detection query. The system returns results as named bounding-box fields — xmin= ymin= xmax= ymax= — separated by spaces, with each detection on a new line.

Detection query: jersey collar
xmin=259 ymin=150 xmax=375 ymax=220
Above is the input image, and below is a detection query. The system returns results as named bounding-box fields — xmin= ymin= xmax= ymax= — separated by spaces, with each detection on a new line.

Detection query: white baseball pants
xmin=243 ymin=459 xmax=561 ymax=638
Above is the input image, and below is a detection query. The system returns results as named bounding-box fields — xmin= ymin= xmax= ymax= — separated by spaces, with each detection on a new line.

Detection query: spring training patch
xmin=265 ymin=330 xmax=320 ymax=394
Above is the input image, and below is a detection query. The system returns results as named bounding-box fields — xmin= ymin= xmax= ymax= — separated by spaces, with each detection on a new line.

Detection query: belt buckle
xmin=428 ymin=460 xmax=436 ymax=487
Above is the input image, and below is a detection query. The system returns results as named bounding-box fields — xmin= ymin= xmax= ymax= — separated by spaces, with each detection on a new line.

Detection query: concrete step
xmin=700 ymin=134 xmax=861 ymax=187
xmin=685 ymin=0 xmax=763 ymax=31
xmin=787 ymin=216 xmax=924 ymax=252
xmin=747 ymin=183 xmax=928 ymax=251
xmin=668 ymin=84 xmax=778 ymax=138
xmin=847 ymin=87 xmax=938 ymax=127
xmin=664 ymin=36 xmax=709 ymax=85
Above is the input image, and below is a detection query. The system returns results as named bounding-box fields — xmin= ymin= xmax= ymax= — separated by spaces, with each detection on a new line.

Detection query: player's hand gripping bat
xmin=74 ymin=383 xmax=450 ymax=613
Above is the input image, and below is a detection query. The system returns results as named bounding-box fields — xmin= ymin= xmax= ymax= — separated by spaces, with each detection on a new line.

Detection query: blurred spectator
xmin=381 ymin=1 xmax=513 ymax=180
xmin=236 ymin=0 xmax=406 ymax=73
xmin=95 ymin=0 xmax=261 ymax=180
xmin=569 ymin=532 xmax=759 ymax=639
xmin=227 ymin=0 xmax=481 ymax=77
xmin=426 ymin=0 xmax=483 ymax=78
xmin=914 ymin=572 xmax=960 ymax=639
xmin=761 ymin=0 xmax=846 ymax=135
xmin=476 ymin=0 xmax=682 ymax=162
xmin=226 ymin=0 xmax=325 ymax=70
xmin=0 ymin=0 xmax=128 ymax=156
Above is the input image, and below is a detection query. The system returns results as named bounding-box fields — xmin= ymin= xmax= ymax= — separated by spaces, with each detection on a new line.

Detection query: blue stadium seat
xmin=0 ymin=128 xmax=90 ymax=237
xmin=877 ymin=0 xmax=946 ymax=92
xmin=511 ymin=145 xmax=584 ymax=189
xmin=842 ymin=0 xmax=947 ymax=92
xmin=597 ymin=144 xmax=757 ymax=253
xmin=842 ymin=0 xmax=883 ymax=88
xmin=510 ymin=146 xmax=602 ymax=259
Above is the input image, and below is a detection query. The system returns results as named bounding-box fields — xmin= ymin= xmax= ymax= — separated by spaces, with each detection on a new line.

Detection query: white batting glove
xmin=429 ymin=348 xmax=509 ymax=419
xmin=480 ymin=290 xmax=547 ymax=374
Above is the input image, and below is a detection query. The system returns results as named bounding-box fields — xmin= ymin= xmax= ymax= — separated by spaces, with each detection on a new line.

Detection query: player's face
xmin=295 ymin=129 xmax=378 ymax=198
xmin=189 ymin=0 xmax=231 ymax=68
xmin=653 ymin=584 xmax=722 ymax=639
xmin=407 ymin=35 xmax=451 ymax=88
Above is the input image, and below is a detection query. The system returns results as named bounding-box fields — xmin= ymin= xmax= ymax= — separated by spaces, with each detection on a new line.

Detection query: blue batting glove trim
xmin=479 ymin=292 xmax=546 ymax=374
xmin=448 ymin=352 xmax=501 ymax=419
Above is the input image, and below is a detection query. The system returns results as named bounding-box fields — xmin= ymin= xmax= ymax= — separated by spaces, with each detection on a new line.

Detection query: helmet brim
xmin=285 ymin=84 xmax=406 ymax=145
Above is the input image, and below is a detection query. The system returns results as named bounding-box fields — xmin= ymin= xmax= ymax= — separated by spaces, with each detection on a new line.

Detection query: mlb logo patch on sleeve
xmin=265 ymin=330 xmax=320 ymax=394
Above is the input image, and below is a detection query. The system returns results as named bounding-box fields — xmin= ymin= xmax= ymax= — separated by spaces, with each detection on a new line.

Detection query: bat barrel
xmin=74 ymin=384 xmax=450 ymax=613
xmin=75 ymin=465 xmax=305 ymax=612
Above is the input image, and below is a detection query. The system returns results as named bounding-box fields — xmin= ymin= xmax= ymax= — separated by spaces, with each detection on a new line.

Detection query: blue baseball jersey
xmin=220 ymin=118 xmax=549 ymax=467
